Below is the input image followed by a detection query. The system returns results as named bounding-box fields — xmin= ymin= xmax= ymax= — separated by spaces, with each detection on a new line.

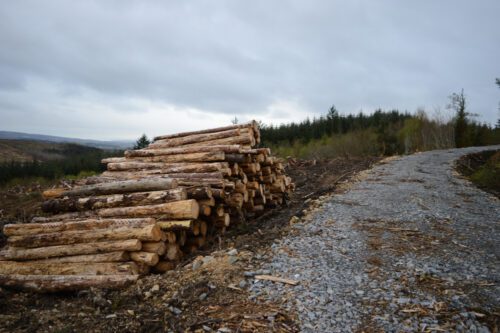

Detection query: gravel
xmin=250 ymin=146 xmax=500 ymax=332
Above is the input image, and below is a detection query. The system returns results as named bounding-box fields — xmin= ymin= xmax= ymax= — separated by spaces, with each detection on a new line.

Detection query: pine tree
xmin=448 ymin=89 xmax=469 ymax=148
xmin=133 ymin=134 xmax=150 ymax=150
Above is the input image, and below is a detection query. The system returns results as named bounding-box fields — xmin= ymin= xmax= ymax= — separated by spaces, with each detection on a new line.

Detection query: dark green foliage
xmin=133 ymin=134 xmax=150 ymax=150
xmin=0 ymin=144 xmax=122 ymax=185
xmin=448 ymin=89 xmax=469 ymax=148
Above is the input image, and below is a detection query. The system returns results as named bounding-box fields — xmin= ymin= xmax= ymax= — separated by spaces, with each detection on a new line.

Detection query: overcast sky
xmin=1 ymin=0 xmax=499 ymax=140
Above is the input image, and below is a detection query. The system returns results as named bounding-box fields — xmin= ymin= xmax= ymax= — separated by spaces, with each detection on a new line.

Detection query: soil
xmin=0 ymin=156 xmax=379 ymax=333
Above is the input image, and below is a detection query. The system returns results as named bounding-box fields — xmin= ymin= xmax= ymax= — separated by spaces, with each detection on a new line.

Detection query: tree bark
xmin=153 ymin=121 xmax=257 ymax=141
xmin=42 ymin=188 xmax=187 ymax=213
xmin=43 ymin=178 xmax=178 ymax=198
xmin=126 ymin=145 xmax=241 ymax=157
xmin=150 ymin=128 xmax=242 ymax=148
xmin=4 ymin=218 xmax=155 ymax=237
xmin=31 ymin=251 xmax=130 ymax=263
xmin=0 ymin=261 xmax=139 ymax=275
xmin=156 ymin=220 xmax=193 ymax=231
xmin=98 ymin=200 xmax=199 ymax=219
xmin=129 ymin=251 xmax=159 ymax=266
xmin=8 ymin=224 xmax=162 ymax=248
xmin=0 ymin=274 xmax=138 ymax=292
xmin=0 ymin=239 xmax=142 ymax=261
xmin=141 ymin=242 xmax=167 ymax=255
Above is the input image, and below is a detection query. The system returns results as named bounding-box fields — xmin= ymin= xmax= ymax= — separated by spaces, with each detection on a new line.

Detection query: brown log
xmin=214 ymin=205 xmax=225 ymax=217
xmin=156 ymin=220 xmax=193 ymax=231
xmin=199 ymin=221 xmax=208 ymax=237
xmin=165 ymin=244 xmax=183 ymax=261
xmin=8 ymin=224 xmax=162 ymax=248
xmin=130 ymin=252 xmax=159 ymax=266
xmin=214 ymin=213 xmax=230 ymax=227
xmin=32 ymin=211 xmax=96 ymax=223
xmin=0 ymin=261 xmax=139 ymax=275
xmin=107 ymin=161 xmax=228 ymax=172
xmin=32 ymin=251 xmax=130 ymax=264
xmin=0 ymin=275 xmax=138 ymax=293
xmin=42 ymin=188 xmax=187 ymax=213
xmin=4 ymin=218 xmax=155 ymax=237
xmin=127 ymin=145 xmax=242 ymax=157
xmin=153 ymin=121 xmax=257 ymax=141
xmin=101 ymin=157 xmax=127 ymax=164
xmin=198 ymin=197 xmax=216 ymax=206
xmin=225 ymin=193 xmax=244 ymax=209
xmin=186 ymin=236 xmax=206 ymax=248
xmin=176 ymin=134 xmax=255 ymax=148
xmin=165 ymin=232 xmax=176 ymax=243
xmin=200 ymin=205 xmax=211 ymax=216
xmin=176 ymin=179 xmax=232 ymax=189
xmin=0 ymin=239 xmax=142 ymax=261
xmin=153 ymin=261 xmax=176 ymax=273
xmin=185 ymin=186 xmax=212 ymax=200
xmin=112 ymin=151 xmax=225 ymax=164
xmin=192 ymin=221 xmax=200 ymax=236
xmin=177 ymin=231 xmax=187 ymax=247
xmin=43 ymin=178 xmax=178 ymax=199
xmin=98 ymin=200 xmax=199 ymax=219
xmin=210 ymin=188 xmax=226 ymax=199
xmin=150 ymin=128 xmax=242 ymax=148
xmin=142 ymin=242 xmax=167 ymax=255
xmin=225 ymin=154 xmax=251 ymax=164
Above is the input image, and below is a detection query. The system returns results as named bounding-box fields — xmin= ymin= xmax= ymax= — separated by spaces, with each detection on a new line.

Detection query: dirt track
xmin=251 ymin=146 xmax=500 ymax=332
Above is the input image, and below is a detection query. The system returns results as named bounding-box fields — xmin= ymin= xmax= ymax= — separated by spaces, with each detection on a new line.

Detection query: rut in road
xmin=250 ymin=146 xmax=500 ymax=333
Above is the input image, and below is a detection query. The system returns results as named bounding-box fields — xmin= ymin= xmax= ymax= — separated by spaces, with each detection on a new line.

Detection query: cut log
xmin=185 ymin=186 xmax=212 ymax=200
xmin=130 ymin=252 xmax=159 ymax=266
xmin=115 ymin=151 xmax=225 ymax=163
xmin=150 ymin=128 xmax=242 ymax=148
xmin=200 ymin=205 xmax=211 ymax=216
xmin=141 ymin=242 xmax=167 ymax=255
xmin=7 ymin=224 xmax=162 ymax=248
xmin=0 ymin=261 xmax=139 ymax=275
xmin=177 ymin=230 xmax=187 ymax=247
xmin=31 ymin=251 xmax=130 ymax=263
xmin=165 ymin=244 xmax=183 ymax=261
xmin=106 ymin=161 xmax=229 ymax=172
xmin=156 ymin=220 xmax=193 ymax=231
xmin=4 ymin=218 xmax=155 ymax=237
xmin=0 ymin=275 xmax=138 ymax=292
xmin=43 ymin=178 xmax=178 ymax=198
xmin=153 ymin=121 xmax=257 ymax=141
xmin=98 ymin=200 xmax=199 ymax=219
xmin=41 ymin=188 xmax=187 ymax=213
xmin=127 ymin=145 xmax=241 ymax=157
xmin=199 ymin=221 xmax=208 ymax=237
xmin=214 ymin=213 xmax=230 ymax=227
xmin=0 ymin=239 xmax=142 ymax=261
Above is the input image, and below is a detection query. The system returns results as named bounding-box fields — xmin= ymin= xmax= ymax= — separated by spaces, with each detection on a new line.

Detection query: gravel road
xmin=250 ymin=146 xmax=500 ymax=332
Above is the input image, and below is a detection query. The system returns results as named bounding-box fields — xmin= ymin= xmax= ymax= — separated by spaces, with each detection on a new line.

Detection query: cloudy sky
xmin=1 ymin=1 xmax=499 ymax=140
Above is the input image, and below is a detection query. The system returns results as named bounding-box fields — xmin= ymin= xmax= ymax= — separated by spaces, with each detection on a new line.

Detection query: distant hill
xmin=0 ymin=131 xmax=133 ymax=150
xmin=0 ymin=139 xmax=111 ymax=163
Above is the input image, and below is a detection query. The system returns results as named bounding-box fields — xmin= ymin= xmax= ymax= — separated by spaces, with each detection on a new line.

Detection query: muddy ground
xmin=0 ymin=156 xmax=379 ymax=333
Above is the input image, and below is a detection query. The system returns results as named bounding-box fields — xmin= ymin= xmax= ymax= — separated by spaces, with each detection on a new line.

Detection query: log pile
xmin=0 ymin=121 xmax=294 ymax=292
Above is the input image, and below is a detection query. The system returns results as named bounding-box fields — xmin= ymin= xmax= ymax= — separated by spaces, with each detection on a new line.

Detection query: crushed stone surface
xmin=250 ymin=146 xmax=500 ymax=332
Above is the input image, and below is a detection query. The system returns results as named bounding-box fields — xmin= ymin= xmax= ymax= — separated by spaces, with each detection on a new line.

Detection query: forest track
xmin=250 ymin=146 xmax=500 ymax=332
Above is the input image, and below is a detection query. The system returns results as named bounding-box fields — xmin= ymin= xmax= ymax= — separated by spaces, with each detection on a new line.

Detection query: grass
xmin=469 ymin=151 xmax=500 ymax=195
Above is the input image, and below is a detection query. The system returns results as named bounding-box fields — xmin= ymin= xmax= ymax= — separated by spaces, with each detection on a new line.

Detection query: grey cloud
xmin=0 ymin=0 xmax=499 ymax=139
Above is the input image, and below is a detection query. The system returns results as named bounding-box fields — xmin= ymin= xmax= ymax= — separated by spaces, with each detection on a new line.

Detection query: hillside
xmin=0 ymin=131 xmax=133 ymax=150
xmin=0 ymin=140 xmax=103 ymax=163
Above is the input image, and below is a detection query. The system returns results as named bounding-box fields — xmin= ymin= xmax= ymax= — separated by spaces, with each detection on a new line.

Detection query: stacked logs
xmin=0 ymin=121 xmax=294 ymax=292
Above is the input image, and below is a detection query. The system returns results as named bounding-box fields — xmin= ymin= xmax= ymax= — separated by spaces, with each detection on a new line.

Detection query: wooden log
xmin=214 ymin=205 xmax=225 ymax=217
xmin=200 ymin=205 xmax=211 ymax=216
xmin=0 ymin=261 xmax=139 ymax=275
xmin=4 ymin=218 xmax=155 ymax=237
xmin=141 ymin=242 xmax=167 ymax=255
xmin=185 ymin=186 xmax=212 ymax=200
xmin=153 ymin=121 xmax=257 ymax=141
xmin=214 ymin=213 xmax=230 ymax=227
xmin=151 ymin=128 xmax=242 ymax=148
xmin=156 ymin=220 xmax=193 ymax=231
xmin=42 ymin=188 xmax=187 ymax=213
xmin=115 ymin=152 xmax=226 ymax=164
xmin=192 ymin=221 xmax=200 ymax=236
xmin=32 ymin=211 xmax=96 ymax=223
xmin=198 ymin=221 xmax=207 ymax=237
xmin=43 ymin=178 xmax=178 ymax=199
xmin=166 ymin=172 xmax=224 ymax=179
xmin=8 ymin=224 xmax=162 ymax=248
xmin=177 ymin=134 xmax=255 ymax=148
xmin=0 ymin=275 xmax=138 ymax=293
xmin=127 ymin=145 xmax=242 ymax=157
xmin=176 ymin=179 xmax=232 ymax=189
xmin=107 ymin=161 xmax=229 ymax=172
xmin=198 ymin=197 xmax=215 ymax=207
xmin=225 ymin=154 xmax=251 ymax=164
xmin=101 ymin=157 xmax=127 ymax=163
xmin=186 ymin=236 xmax=206 ymax=248
xmin=165 ymin=244 xmax=183 ymax=261
xmin=210 ymin=188 xmax=226 ymax=199
xmin=177 ymin=231 xmax=187 ymax=247
xmin=153 ymin=261 xmax=175 ymax=273
xmin=0 ymin=239 xmax=142 ymax=261
xmin=130 ymin=252 xmax=159 ymax=266
xmin=31 ymin=251 xmax=130 ymax=264
xmin=98 ymin=200 xmax=199 ymax=220
xmin=225 ymin=193 xmax=244 ymax=209
xmin=165 ymin=232 xmax=176 ymax=243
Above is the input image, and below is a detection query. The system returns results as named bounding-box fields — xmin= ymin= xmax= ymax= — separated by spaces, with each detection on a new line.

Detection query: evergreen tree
xmin=133 ymin=134 xmax=150 ymax=150
xmin=448 ymin=89 xmax=469 ymax=148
